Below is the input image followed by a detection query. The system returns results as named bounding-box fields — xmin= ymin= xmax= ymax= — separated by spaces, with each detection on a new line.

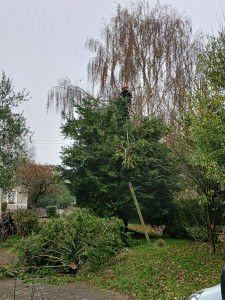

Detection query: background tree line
xmin=1 ymin=1 xmax=225 ymax=255
xmin=0 ymin=73 xmax=73 ymax=216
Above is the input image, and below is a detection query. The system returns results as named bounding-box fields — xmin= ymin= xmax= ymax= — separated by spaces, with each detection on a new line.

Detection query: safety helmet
xmin=122 ymin=84 xmax=128 ymax=89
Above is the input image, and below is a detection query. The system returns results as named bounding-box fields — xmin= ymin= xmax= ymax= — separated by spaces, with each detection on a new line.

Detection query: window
xmin=8 ymin=192 xmax=15 ymax=204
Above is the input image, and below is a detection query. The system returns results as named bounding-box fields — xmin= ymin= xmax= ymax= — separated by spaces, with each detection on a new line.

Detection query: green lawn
xmin=77 ymin=236 xmax=225 ymax=299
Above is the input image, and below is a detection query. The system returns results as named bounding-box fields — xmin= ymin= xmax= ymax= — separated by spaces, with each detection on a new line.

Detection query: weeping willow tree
xmin=85 ymin=1 xmax=202 ymax=119
xmin=47 ymin=1 xmax=202 ymax=120
xmin=47 ymin=76 xmax=93 ymax=119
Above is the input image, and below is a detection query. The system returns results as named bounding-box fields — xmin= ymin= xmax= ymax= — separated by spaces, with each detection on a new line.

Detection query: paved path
xmin=0 ymin=251 xmax=132 ymax=300
xmin=0 ymin=279 xmax=131 ymax=300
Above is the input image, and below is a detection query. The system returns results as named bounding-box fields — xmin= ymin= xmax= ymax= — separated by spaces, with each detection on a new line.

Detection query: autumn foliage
xmin=17 ymin=162 xmax=57 ymax=208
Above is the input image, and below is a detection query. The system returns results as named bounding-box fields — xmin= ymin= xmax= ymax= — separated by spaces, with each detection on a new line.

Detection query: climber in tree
xmin=120 ymin=84 xmax=132 ymax=104
xmin=117 ymin=84 xmax=132 ymax=121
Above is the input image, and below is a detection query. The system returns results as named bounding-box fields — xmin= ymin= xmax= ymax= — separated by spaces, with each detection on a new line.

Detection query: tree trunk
xmin=208 ymin=225 xmax=216 ymax=254
xmin=206 ymin=202 xmax=216 ymax=254
xmin=31 ymin=200 xmax=38 ymax=210
xmin=0 ymin=192 xmax=2 ymax=221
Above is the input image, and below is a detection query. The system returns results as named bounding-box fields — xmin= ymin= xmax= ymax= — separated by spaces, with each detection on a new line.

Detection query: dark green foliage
xmin=46 ymin=206 xmax=57 ymax=218
xmin=163 ymin=215 xmax=189 ymax=239
xmin=60 ymin=97 xmax=180 ymax=226
xmin=163 ymin=201 xmax=188 ymax=239
xmin=0 ymin=71 xmax=30 ymax=193
xmin=164 ymin=191 xmax=225 ymax=241
xmin=18 ymin=208 xmax=130 ymax=273
xmin=163 ymin=196 xmax=205 ymax=239
xmin=12 ymin=210 xmax=40 ymax=237
xmin=1 ymin=201 xmax=7 ymax=212
xmin=38 ymin=184 xmax=74 ymax=209
xmin=115 ymin=96 xmax=131 ymax=123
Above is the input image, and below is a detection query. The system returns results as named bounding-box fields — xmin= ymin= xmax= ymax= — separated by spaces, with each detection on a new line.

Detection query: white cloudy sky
xmin=0 ymin=0 xmax=224 ymax=165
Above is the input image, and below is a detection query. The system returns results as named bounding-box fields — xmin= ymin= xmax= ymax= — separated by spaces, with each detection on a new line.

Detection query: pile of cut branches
xmin=18 ymin=208 xmax=130 ymax=273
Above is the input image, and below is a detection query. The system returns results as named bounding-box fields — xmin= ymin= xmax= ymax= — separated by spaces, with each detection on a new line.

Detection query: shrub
xmin=155 ymin=239 xmax=166 ymax=247
xmin=12 ymin=210 xmax=40 ymax=237
xmin=163 ymin=203 xmax=189 ymax=239
xmin=18 ymin=208 xmax=131 ymax=273
xmin=1 ymin=201 xmax=7 ymax=212
xmin=46 ymin=206 xmax=57 ymax=218
xmin=163 ymin=220 xmax=189 ymax=239
xmin=185 ymin=226 xmax=208 ymax=242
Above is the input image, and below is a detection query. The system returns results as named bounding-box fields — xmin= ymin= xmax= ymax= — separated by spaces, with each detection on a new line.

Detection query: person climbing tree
xmin=120 ymin=84 xmax=132 ymax=103
xmin=117 ymin=84 xmax=132 ymax=121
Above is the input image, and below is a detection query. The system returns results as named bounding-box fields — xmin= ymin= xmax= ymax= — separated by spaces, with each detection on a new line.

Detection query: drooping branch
xmin=47 ymin=76 xmax=93 ymax=119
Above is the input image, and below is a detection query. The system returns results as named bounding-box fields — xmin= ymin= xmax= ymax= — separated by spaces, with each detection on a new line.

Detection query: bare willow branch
xmin=47 ymin=76 xmax=93 ymax=119
xmin=46 ymin=1 xmax=203 ymax=122
xmin=85 ymin=1 xmax=203 ymax=120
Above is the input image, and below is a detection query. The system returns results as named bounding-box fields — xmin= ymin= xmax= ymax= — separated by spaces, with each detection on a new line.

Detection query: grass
xmin=77 ymin=234 xmax=225 ymax=299
xmin=1 ymin=228 xmax=225 ymax=299
xmin=0 ymin=235 xmax=21 ymax=253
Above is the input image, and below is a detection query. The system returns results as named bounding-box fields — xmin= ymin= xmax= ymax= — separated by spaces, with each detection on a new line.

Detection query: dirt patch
xmin=0 ymin=251 xmax=18 ymax=266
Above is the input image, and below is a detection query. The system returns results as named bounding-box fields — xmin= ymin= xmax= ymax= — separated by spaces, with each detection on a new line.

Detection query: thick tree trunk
xmin=208 ymin=225 xmax=216 ymax=254
xmin=0 ymin=192 xmax=2 ymax=221
xmin=206 ymin=202 xmax=216 ymax=254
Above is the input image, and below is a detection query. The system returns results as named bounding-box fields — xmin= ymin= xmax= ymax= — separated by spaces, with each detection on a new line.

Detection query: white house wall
xmin=7 ymin=186 xmax=28 ymax=210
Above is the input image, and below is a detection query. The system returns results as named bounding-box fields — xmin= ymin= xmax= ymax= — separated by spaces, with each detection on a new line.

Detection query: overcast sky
xmin=0 ymin=0 xmax=224 ymax=165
